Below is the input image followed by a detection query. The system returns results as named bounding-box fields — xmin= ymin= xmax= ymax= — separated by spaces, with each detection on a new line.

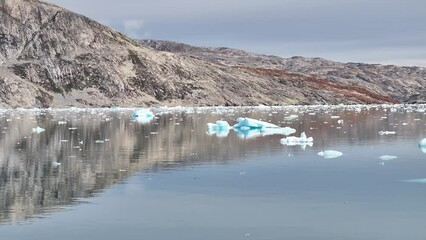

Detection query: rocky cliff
xmin=0 ymin=0 xmax=425 ymax=108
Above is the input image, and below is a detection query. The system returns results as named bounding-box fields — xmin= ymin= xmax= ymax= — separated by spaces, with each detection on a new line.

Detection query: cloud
xmin=123 ymin=20 xmax=145 ymax=39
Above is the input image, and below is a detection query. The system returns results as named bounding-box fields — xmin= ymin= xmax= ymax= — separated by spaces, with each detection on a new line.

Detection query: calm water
xmin=1 ymin=105 xmax=426 ymax=239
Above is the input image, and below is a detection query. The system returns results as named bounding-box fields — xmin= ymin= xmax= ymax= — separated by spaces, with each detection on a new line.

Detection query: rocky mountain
xmin=0 ymin=0 xmax=425 ymax=108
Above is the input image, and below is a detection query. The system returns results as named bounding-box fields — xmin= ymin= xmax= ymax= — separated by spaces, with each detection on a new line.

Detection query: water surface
xmin=1 ymin=105 xmax=426 ymax=239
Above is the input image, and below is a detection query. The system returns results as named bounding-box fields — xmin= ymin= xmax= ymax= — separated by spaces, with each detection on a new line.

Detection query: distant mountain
xmin=0 ymin=0 xmax=425 ymax=108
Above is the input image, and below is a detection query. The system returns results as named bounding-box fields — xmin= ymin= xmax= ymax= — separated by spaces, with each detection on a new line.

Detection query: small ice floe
xmin=58 ymin=121 xmax=67 ymax=125
xmin=331 ymin=116 xmax=340 ymax=119
xmin=337 ymin=120 xmax=344 ymax=125
xmin=317 ymin=150 xmax=343 ymax=159
xmin=131 ymin=109 xmax=154 ymax=124
xmin=284 ymin=115 xmax=298 ymax=121
xmin=95 ymin=140 xmax=105 ymax=144
xmin=403 ymin=178 xmax=426 ymax=183
xmin=207 ymin=120 xmax=231 ymax=137
xmin=233 ymin=117 xmax=279 ymax=129
xmin=280 ymin=132 xmax=313 ymax=150
xmin=379 ymin=155 xmax=398 ymax=161
xmin=379 ymin=131 xmax=396 ymax=135
xmin=32 ymin=127 xmax=45 ymax=134
xmin=419 ymin=138 xmax=426 ymax=153
xmin=52 ymin=161 xmax=61 ymax=168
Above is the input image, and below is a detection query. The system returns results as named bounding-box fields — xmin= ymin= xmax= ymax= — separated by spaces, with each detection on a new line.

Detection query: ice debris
xmin=131 ymin=109 xmax=154 ymax=124
xmin=403 ymin=178 xmax=426 ymax=183
xmin=379 ymin=155 xmax=397 ymax=161
xmin=32 ymin=127 xmax=45 ymax=133
xmin=318 ymin=150 xmax=343 ymax=159
xmin=379 ymin=131 xmax=396 ymax=135
xmin=284 ymin=115 xmax=298 ymax=121
xmin=52 ymin=161 xmax=61 ymax=168
xmin=280 ymin=132 xmax=313 ymax=150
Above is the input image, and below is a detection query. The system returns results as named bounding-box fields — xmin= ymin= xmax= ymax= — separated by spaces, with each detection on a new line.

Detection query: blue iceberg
xmin=233 ymin=117 xmax=279 ymax=129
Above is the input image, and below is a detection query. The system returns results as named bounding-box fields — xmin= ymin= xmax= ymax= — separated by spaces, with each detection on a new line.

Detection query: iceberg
xmin=261 ymin=127 xmax=296 ymax=136
xmin=207 ymin=120 xmax=231 ymax=137
xmin=280 ymin=132 xmax=313 ymax=150
xmin=32 ymin=126 xmax=45 ymax=134
xmin=379 ymin=155 xmax=397 ymax=161
xmin=233 ymin=117 xmax=279 ymax=129
xmin=234 ymin=127 xmax=296 ymax=140
xmin=318 ymin=150 xmax=343 ymax=159
xmin=131 ymin=109 xmax=154 ymax=124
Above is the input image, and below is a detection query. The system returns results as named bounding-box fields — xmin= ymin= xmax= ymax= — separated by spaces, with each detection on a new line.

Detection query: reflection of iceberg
xmin=234 ymin=127 xmax=296 ymax=140
xmin=207 ymin=121 xmax=231 ymax=138
xmin=379 ymin=155 xmax=397 ymax=161
xmin=233 ymin=117 xmax=279 ymax=129
xmin=318 ymin=150 xmax=343 ymax=159
xmin=131 ymin=109 xmax=154 ymax=124
xmin=280 ymin=132 xmax=313 ymax=150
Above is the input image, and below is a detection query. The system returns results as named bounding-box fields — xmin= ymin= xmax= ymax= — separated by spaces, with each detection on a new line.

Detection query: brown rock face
xmin=0 ymin=0 xmax=425 ymax=108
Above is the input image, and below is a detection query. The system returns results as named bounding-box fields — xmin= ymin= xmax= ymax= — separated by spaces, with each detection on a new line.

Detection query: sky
xmin=48 ymin=0 xmax=426 ymax=67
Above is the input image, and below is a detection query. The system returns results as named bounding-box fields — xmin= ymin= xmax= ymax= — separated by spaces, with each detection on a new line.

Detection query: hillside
xmin=0 ymin=0 xmax=425 ymax=108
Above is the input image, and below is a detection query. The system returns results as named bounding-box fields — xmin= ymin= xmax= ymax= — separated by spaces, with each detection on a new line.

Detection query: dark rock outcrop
xmin=0 ymin=0 xmax=425 ymax=108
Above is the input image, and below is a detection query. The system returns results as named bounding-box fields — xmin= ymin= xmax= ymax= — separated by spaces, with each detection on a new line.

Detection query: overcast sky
xmin=48 ymin=0 xmax=426 ymax=66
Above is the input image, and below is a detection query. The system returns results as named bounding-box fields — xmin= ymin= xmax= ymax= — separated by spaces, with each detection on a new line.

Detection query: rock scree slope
xmin=0 ymin=0 xmax=425 ymax=108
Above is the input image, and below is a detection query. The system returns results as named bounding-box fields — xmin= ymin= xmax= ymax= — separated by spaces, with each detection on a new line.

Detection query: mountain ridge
xmin=0 ymin=0 xmax=425 ymax=108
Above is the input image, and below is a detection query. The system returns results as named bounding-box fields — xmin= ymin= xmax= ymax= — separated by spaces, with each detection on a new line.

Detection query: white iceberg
xmin=131 ymin=109 xmax=154 ymax=124
xmin=233 ymin=117 xmax=279 ymax=129
xmin=280 ymin=132 xmax=313 ymax=150
xmin=379 ymin=155 xmax=397 ymax=161
xmin=52 ymin=161 xmax=61 ymax=168
xmin=207 ymin=120 xmax=231 ymax=137
xmin=318 ymin=150 xmax=343 ymax=159
xmin=32 ymin=127 xmax=45 ymax=134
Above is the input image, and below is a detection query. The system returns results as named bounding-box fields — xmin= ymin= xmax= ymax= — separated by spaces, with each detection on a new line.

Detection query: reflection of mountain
xmin=0 ymin=107 xmax=425 ymax=223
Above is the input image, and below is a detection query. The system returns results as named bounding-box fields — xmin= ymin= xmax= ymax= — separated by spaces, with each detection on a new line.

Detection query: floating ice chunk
xmin=131 ymin=109 xmax=154 ymax=124
xmin=419 ymin=138 xmax=426 ymax=153
xmin=331 ymin=116 xmax=340 ymax=119
xmin=52 ymin=161 xmax=61 ymax=168
xmin=379 ymin=155 xmax=397 ymax=161
xmin=32 ymin=127 xmax=45 ymax=133
xmin=337 ymin=120 xmax=344 ymax=125
xmin=284 ymin=115 xmax=298 ymax=121
xmin=95 ymin=140 xmax=105 ymax=144
xmin=318 ymin=150 xmax=343 ymax=159
xmin=379 ymin=131 xmax=396 ymax=135
xmin=207 ymin=120 xmax=231 ymax=137
xmin=233 ymin=117 xmax=279 ymax=129
xmin=58 ymin=121 xmax=67 ymax=125
xmin=403 ymin=178 xmax=426 ymax=183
